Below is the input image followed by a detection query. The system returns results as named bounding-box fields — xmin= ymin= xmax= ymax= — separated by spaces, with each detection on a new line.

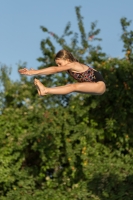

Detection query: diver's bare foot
xmin=34 ymin=78 xmax=47 ymax=96
xmin=34 ymin=79 xmax=41 ymax=95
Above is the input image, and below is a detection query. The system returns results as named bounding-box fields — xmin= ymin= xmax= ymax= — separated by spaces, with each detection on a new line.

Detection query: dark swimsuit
xmin=67 ymin=66 xmax=105 ymax=83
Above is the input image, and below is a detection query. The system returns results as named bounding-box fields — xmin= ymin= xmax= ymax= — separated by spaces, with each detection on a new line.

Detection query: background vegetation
xmin=0 ymin=6 xmax=133 ymax=200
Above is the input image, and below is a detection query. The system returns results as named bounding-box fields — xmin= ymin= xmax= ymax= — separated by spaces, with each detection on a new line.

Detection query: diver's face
xmin=55 ymin=58 xmax=70 ymax=66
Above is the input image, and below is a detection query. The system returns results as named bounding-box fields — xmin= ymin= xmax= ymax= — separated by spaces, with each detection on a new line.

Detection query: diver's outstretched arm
xmin=18 ymin=63 xmax=73 ymax=76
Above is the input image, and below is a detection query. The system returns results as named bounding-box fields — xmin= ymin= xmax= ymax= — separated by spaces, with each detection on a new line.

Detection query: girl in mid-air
xmin=18 ymin=49 xmax=106 ymax=96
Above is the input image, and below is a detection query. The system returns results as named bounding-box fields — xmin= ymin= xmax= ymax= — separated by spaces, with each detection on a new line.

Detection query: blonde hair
xmin=54 ymin=49 xmax=78 ymax=62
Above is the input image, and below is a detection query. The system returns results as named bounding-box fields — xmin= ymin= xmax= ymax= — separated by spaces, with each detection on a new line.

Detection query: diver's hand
xmin=18 ymin=68 xmax=37 ymax=76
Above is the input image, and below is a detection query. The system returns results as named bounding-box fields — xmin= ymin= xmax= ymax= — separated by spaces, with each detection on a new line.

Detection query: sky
xmin=0 ymin=0 xmax=133 ymax=81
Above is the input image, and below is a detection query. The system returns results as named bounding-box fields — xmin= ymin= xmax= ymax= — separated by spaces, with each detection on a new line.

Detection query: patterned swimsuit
xmin=67 ymin=66 xmax=105 ymax=83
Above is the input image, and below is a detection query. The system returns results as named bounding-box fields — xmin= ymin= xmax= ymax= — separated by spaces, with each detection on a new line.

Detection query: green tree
xmin=120 ymin=17 xmax=133 ymax=62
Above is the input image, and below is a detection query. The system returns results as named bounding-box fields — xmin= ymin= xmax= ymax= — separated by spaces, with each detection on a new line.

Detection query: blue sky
xmin=0 ymin=0 xmax=133 ymax=81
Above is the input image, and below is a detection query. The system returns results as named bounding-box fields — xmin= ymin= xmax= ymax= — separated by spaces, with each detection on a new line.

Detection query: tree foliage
xmin=0 ymin=6 xmax=133 ymax=200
